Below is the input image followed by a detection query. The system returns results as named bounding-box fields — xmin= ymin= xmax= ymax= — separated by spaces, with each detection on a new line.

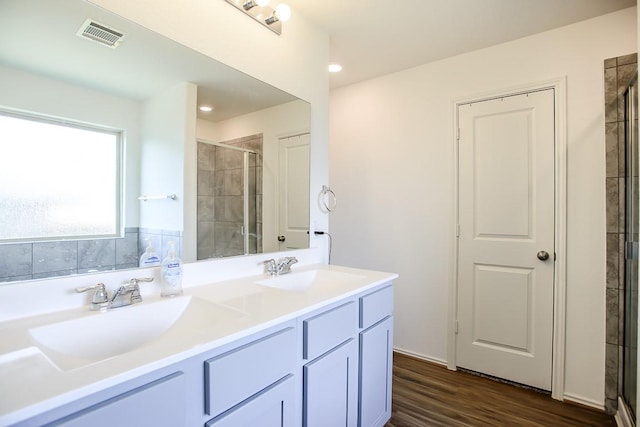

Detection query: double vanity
xmin=0 ymin=259 xmax=396 ymax=427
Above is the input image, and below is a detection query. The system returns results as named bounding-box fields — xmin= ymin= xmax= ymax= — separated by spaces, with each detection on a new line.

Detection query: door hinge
xmin=456 ymin=128 xmax=460 ymax=141
xmin=455 ymin=320 xmax=459 ymax=335
xmin=456 ymin=224 xmax=460 ymax=237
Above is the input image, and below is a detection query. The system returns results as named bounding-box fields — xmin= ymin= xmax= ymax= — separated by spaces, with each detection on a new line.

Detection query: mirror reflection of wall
xmin=0 ymin=0 xmax=310 ymax=284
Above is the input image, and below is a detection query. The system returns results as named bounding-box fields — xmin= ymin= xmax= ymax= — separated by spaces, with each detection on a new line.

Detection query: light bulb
xmin=199 ymin=105 xmax=213 ymax=112
xmin=328 ymin=64 xmax=343 ymax=73
xmin=256 ymin=0 xmax=270 ymax=6
xmin=275 ymin=3 xmax=291 ymax=22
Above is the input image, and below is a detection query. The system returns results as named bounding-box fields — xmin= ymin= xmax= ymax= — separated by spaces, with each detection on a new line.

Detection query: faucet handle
xmin=76 ymin=283 xmax=109 ymax=311
xmin=277 ymin=257 xmax=298 ymax=274
xmin=126 ymin=277 xmax=154 ymax=287
xmin=263 ymin=259 xmax=277 ymax=276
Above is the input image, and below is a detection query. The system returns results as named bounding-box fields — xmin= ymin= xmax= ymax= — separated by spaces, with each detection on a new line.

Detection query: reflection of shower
xmin=196 ymin=137 xmax=261 ymax=259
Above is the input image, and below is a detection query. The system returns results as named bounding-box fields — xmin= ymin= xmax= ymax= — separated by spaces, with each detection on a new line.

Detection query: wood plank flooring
xmin=386 ymin=352 xmax=617 ymax=427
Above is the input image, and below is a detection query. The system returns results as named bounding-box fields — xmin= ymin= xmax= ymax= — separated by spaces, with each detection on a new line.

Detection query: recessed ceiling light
xmin=328 ymin=63 xmax=343 ymax=73
xmin=199 ymin=105 xmax=213 ymax=112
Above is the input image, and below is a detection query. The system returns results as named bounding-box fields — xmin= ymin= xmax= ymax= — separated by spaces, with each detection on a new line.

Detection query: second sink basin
xmin=29 ymin=296 xmax=240 ymax=370
xmin=255 ymin=269 xmax=365 ymax=292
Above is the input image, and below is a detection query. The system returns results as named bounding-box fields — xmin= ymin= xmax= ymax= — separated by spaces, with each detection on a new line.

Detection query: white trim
xmin=449 ymin=77 xmax=568 ymax=399
xmin=563 ymin=393 xmax=605 ymax=412
xmin=615 ymin=396 xmax=635 ymax=427
xmin=393 ymin=347 xmax=447 ymax=367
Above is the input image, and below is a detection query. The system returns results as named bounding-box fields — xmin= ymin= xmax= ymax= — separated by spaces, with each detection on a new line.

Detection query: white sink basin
xmin=29 ymin=296 xmax=239 ymax=370
xmin=256 ymin=269 xmax=365 ymax=291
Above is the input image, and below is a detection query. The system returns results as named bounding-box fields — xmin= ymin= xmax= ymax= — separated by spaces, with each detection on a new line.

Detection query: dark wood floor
xmin=386 ymin=352 xmax=617 ymax=427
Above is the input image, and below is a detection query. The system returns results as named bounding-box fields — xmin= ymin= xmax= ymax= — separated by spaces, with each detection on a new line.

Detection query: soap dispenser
xmin=139 ymin=239 xmax=161 ymax=268
xmin=161 ymin=241 xmax=183 ymax=297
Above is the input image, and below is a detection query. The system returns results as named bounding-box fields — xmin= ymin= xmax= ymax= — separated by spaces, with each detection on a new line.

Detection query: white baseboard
xmin=563 ymin=393 xmax=605 ymax=411
xmin=615 ymin=396 xmax=634 ymax=427
xmin=392 ymin=347 xmax=447 ymax=367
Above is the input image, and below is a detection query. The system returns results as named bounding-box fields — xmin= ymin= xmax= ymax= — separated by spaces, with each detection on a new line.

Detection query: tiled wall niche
xmin=0 ymin=228 xmax=183 ymax=283
xmin=604 ymin=52 xmax=637 ymax=414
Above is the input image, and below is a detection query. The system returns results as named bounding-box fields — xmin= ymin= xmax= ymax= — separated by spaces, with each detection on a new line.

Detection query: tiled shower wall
xmin=604 ymin=52 xmax=637 ymax=414
xmin=197 ymin=134 xmax=263 ymax=259
xmin=0 ymin=227 xmax=183 ymax=283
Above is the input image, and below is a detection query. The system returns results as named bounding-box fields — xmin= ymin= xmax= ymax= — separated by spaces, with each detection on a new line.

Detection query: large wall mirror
xmin=0 ymin=0 xmax=311 ymax=284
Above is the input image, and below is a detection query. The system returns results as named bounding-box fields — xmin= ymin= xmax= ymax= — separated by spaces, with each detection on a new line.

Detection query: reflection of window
xmin=0 ymin=111 xmax=122 ymax=242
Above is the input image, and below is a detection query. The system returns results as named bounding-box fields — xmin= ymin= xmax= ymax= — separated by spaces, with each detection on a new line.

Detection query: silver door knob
xmin=537 ymin=251 xmax=550 ymax=261
xmin=277 ymin=235 xmax=286 ymax=242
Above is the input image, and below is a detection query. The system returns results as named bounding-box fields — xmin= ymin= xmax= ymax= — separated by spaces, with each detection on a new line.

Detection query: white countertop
xmin=0 ymin=263 xmax=397 ymax=425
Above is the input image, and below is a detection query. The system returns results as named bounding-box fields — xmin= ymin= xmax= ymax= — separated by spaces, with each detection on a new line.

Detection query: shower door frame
xmin=196 ymin=138 xmax=258 ymax=258
xmin=621 ymin=72 xmax=639 ymax=422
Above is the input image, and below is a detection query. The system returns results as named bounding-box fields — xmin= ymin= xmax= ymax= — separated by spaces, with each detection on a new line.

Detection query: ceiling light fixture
xmin=199 ymin=105 xmax=213 ymax=112
xmin=328 ymin=64 xmax=343 ymax=73
xmin=242 ymin=0 xmax=269 ymax=10
xmin=225 ymin=0 xmax=290 ymax=35
xmin=266 ymin=3 xmax=291 ymax=24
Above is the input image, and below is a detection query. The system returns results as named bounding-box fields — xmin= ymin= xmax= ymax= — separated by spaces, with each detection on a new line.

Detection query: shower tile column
xmin=604 ymin=52 xmax=637 ymax=415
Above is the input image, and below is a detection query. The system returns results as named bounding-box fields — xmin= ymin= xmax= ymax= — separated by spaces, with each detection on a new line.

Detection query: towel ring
xmin=319 ymin=185 xmax=337 ymax=213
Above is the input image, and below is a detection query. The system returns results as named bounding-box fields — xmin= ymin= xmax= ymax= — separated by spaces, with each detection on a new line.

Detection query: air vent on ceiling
xmin=76 ymin=19 xmax=125 ymax=48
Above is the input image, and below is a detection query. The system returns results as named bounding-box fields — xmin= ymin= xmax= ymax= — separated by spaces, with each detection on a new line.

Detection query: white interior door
xmin=456 ymin=89 xmax=555 ymax=390
xmin=278 ymin=133 xmax=310 ymax=250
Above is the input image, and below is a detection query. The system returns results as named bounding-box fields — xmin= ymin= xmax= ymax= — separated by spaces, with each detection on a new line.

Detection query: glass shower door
xmin=624 ymin=73 xmax=638 ymax=419
xmin=196 ymin=141 xmax=258 ymax=259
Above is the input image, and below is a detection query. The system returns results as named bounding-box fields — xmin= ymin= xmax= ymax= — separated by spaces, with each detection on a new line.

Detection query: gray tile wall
xmin=197 ymin=135 xmax=262 ymax=260
xmin=604 ymin=52 xmax=637 ymax=415
xmin=0 ymin=228 xmax=139 ymax=283
xmin=0 ymin=227 xmax=183 ymax=283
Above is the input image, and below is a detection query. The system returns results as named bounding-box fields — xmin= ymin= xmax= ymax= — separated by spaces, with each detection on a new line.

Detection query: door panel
xmin=278 ymin=133 xmax=310 ymax=250
xmin=457 ymin=89 xmax=555 ymax=390
xmin=474 ymin=110 xmax=533 ymax=238
xmin=473 ymin=265 xmax=533 ymax=352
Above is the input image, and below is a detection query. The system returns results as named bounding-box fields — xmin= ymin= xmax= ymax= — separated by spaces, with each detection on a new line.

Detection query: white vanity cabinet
xmin=11 ymin=278 xmax=394 ymax=427
xmin=301 ymin=302 xmax=359 ymax=426
xmin=204 ymin=327 xmax=297 ymax=426
xmin=50 ymin=372 xmax=186 ymax=427
xmin=300 ymin=283 xmax=394 ymax=427
xmin=358 ymin=285 xmax=394 ymax=427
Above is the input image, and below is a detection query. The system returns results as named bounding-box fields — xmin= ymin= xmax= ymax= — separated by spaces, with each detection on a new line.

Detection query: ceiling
xmin=0 ymin=0 xmax=298 ymax=122
xmin=285 ymin=0 xmax=637 ymax=89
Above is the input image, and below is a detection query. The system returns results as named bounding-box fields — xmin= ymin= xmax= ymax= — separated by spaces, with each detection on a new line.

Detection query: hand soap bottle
xmin=139 ymin=240 xmax=161 ymax=268
xmin=161 ymin=241 xmax=183 ymax=297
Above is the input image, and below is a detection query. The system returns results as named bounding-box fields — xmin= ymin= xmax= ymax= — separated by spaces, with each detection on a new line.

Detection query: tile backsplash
xmin=0 ymin=227 xmax=183 ymax=283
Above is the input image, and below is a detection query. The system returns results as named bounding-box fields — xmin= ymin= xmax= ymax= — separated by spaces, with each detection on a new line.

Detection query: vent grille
xmin=76 ymin=19 xmax=125 ymax=48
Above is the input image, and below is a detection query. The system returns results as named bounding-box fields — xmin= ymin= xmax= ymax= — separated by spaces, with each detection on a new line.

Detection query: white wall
xmin=89 ymin=0 xmax=331 ymax=257
xmin=329 ymin=8 xmax=637 ymax=406
xmin=140 ymin=82 xmax=197 ymax=246
xmin=197 ymin=99 xmax=311 ymax=253
xmin=0 ymin=65 xmax=141 ymax=228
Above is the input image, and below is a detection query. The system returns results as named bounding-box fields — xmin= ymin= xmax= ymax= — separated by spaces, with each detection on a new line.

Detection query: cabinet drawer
xmin=303 ymin=302 xmax=356 ymax=361
xmin=359 ymin=285 xmax=393 ymax=329
xmin=206 ymin=375 xmax=295 ymax=427
xmin=205 ymin=327 xmax=295 ymax=416
xmin=52 ymin=372 xmax=185 ymax=427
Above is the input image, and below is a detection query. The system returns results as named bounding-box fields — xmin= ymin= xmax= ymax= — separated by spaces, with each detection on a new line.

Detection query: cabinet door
xmin=359 ymin=316 xmax=393 ymax=427
xmin=304 ymin=338 xmax=358 ymax=427
xmin=51 ymin=372 xmax=185 ymax=427
xmin=206 ymin=375 xmax=295 ymax=427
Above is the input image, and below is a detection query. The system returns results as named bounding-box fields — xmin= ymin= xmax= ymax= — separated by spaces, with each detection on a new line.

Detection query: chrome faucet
xmin=277 ymin=257 xmax=298 ymax=275
xmin=262 ymin=257 xmax=299 ymax=276
xmin=76 ymin=277 xmax=154 ymax=311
